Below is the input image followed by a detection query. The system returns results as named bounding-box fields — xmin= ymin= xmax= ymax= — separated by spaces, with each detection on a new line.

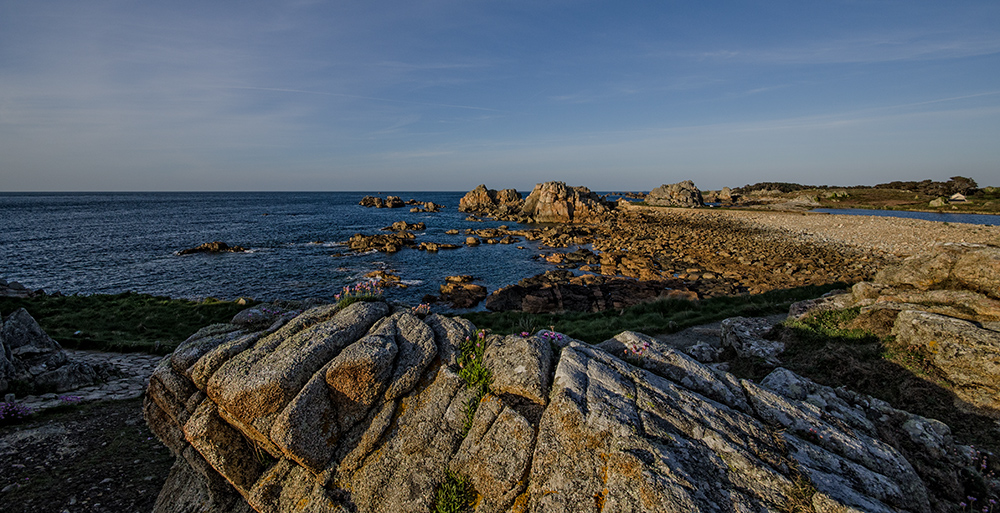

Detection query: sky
xmin=1 ymin=0 xmax=999 ymax=192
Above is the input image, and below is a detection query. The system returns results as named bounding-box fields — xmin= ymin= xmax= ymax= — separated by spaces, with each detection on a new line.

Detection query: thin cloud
xmin=224 ymin=86 xmax=502 ymax=112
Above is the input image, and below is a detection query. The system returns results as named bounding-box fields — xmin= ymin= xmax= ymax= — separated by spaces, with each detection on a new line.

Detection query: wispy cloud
xmin=688 ymin=32 xmax=1000 ymax=65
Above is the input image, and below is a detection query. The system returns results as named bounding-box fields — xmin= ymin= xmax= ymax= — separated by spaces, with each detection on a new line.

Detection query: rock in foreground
xmin=144 ymin=296 xmax=976 ymax=513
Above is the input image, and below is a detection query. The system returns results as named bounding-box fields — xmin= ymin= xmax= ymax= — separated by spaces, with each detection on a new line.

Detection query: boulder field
xmin=144 ymin=243 xmax=999 ymax=513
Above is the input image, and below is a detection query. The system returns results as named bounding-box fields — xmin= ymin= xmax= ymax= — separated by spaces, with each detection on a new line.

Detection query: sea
xmin=0 ymin=192 xmax=551 ymax=310
xmin=4 ymin=193 xmax=997 ymax=311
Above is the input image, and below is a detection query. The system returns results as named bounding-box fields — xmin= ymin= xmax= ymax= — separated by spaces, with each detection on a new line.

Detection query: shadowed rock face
xmin=792 ymin=243 xmax=1000 ymax=411
xmin=1 ymin=308 xmax=106 ymax=394
xmin=144 ymin=292 xmax=980 ymax=513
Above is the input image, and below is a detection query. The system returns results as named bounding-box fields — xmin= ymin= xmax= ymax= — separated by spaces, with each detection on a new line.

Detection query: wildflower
xmin=520 ymin=332 xmax=529 ymax=337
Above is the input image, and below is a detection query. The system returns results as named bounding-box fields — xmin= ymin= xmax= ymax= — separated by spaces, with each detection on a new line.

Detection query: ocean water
xmin=0 ymin=192 xmax=550 ymax=309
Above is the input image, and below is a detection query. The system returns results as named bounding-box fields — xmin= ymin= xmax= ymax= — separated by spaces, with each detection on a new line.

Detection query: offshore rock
xmin=458 ymin=185 xmax=524 ymax=214
xmin=146 ymin=300 xmax=968 ymax=513
xmin=520 ymin=181 xmax=613 ymax=223
xmin=645 ymin=180 xmax=706 ymax=208
xmin=177 ymin=241 xmax=249 ymax=255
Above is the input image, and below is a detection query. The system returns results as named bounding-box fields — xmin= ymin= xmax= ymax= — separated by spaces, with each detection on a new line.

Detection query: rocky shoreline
xmin=137 ymin=241 xmax=1000 ymax=513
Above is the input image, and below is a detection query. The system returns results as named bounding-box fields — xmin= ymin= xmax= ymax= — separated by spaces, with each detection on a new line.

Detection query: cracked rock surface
xmin=146 ymin=298 xmax=974 ymax=513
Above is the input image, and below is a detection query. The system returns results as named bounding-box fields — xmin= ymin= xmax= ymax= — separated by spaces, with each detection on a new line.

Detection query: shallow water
xmin=0 ymin=192 xmax=550 ymax=308
xmin=811 ymin=208 xmax=999 ymax=226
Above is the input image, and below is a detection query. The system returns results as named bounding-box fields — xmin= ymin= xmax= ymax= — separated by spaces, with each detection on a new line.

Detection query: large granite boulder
xmin=521 ymin=181 xmax=613 ymax=223
xmin=145 ymin=299 xmax=980 ymax=513
xmin=791 ymin=242 xmax=1000 ymax=411
xmin=645 ymin=180 xmax=705 ymax=207
xmin=875 ymin=243 xmax=1000 ymax=300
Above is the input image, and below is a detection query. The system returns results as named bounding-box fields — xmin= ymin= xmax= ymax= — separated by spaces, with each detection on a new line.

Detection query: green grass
xmin=0 ymin=292 xmax=256 ymax=355
xmin=457 ymin=330 xmax=492 ymax=436
xmin=432 ymin=471 xmax=476 ymax=513
xmin=461 ymin=284 xmax=845 ymax=344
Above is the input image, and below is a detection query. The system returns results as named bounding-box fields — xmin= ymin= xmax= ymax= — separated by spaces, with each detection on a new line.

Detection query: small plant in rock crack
xmin=458 ymin=330 xmax=492 ymax=435
xmin=433 ymin=470 xmax=476 ymax=513
xmin=458 ymin=330 xmax=491 ymax=392
xmin=334 ymin=281 xmax=385 ymax=309
xmin=623 ymin=338 xmax=650 ymax=360
xmin=411 ymin=303 xmax=431 ymax=317
xmin=0 ymin=401 xmax=34 ymax=426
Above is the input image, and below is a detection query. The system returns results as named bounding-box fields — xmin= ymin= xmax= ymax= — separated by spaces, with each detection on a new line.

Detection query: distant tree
xmin=733 ymin=182 xmax=809 ymax=194
xmin=946 ymin=176 xmax=978 ymax=195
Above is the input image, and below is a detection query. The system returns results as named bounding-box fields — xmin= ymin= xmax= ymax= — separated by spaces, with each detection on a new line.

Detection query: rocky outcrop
xmin=145 ymin=299 xmax=978 ymax=513
xmin=178 ymin=242 xmax=249 ymax=255
xmin=791 ymin=243 xmax=1000 ymax=411
xmin=521 ymin=182 xmax=613 ymax=223
xmin=433 ymin=276 xmax=488 ymax=309
xmin=458 ymin=185 xmax=523 ymax=214
xmin=645 ymin=180 xmax=705 ymax=207
xmin=0 ymin=308 xmax=109 ymax=395
xmin=358 ymin=195 xmax=405 ymax=208
xmin=381 ymin=221 xmax=425 ymax=232
xmin=346 ymin=232 xmax=416 ymax=253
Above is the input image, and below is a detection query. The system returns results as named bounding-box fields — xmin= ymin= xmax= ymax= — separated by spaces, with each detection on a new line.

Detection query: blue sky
xmin=1 ymin=1 xmax=998 ymax=192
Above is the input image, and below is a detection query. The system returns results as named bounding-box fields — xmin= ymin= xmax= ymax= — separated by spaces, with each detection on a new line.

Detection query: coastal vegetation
xmin=733 ymin=176 xmax=1000 ymax=214
xmin=461 ymin=283 xmax=845 ymax=344
xmin=0 ymin=292 xmax=255 ymax=354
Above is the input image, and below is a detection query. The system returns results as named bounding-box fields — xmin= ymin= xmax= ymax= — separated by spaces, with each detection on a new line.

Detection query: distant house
xmin=949 ymin=193 xmax=967 ymax=203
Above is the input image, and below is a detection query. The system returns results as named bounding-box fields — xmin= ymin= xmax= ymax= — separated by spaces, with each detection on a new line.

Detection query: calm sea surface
xmin=811 ymin=208 xmax=999 ymax=225
xmin=0 ymin=192 xmax=549 ymax=309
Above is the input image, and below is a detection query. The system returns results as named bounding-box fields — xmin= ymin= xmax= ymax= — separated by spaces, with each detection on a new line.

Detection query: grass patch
xmin=432 ymin=470 xmax=476 ymax=513
xmin=461 ymin=284 xmax=844 ymax=344
xmin=0 ymin=292 xmax=256 ymax=355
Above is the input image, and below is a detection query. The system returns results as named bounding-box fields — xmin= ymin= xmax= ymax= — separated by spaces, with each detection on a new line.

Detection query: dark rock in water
xmin=347 ymin=232 xmax=416 ymax=253
xmin=645 ymin=180 xmax=705 ymax=208
xmin=178 ymin=241 xmax=248 ymax=255
xmin=0 ymin=278 xmax=43 ymax=298
xmin=145 ymin=300 xmax=975 ymax=513
xmin=359 ymin=195 xmax=406 ymax=208
xmin=381 ymin=221 xmax=426 ymax=232
xmin=458 ymin=184 xmax=523 ymax=214
xmin=437 ymin=276 xmax=488 ymax=308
